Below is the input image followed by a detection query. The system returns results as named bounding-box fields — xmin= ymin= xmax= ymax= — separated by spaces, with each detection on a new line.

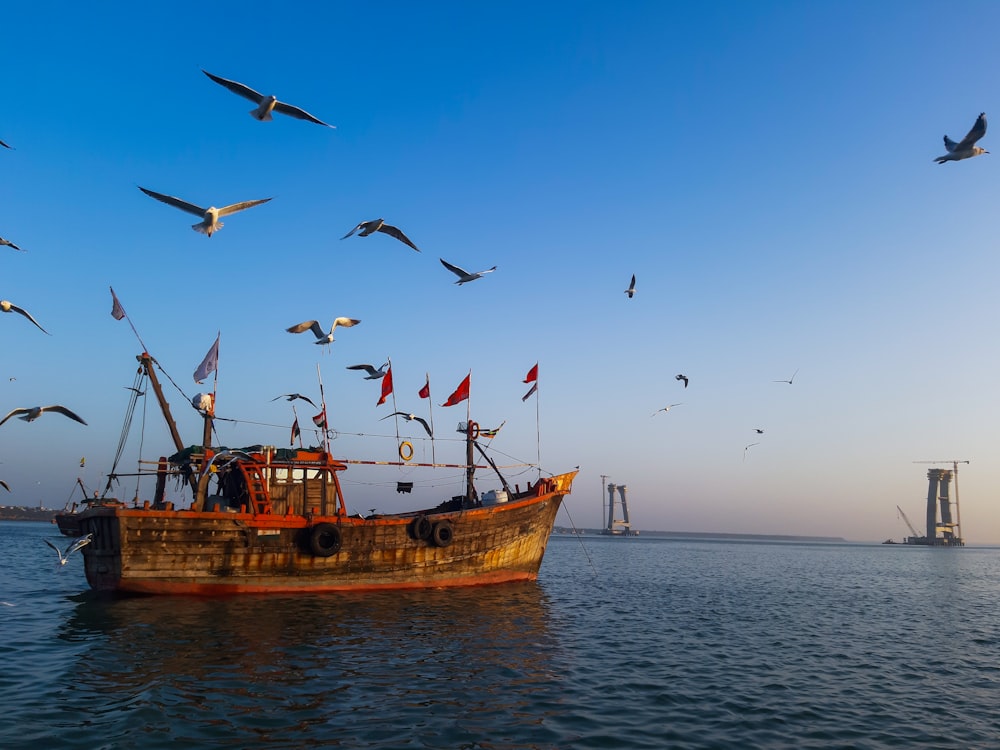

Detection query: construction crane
xmin=914 ymin=460 xmax=969 ymax=541
xmin=896 ymin=504 xmax=921 ymax=541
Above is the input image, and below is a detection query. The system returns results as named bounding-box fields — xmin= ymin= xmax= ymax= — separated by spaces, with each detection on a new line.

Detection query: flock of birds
xmin=0 ymin=72 xmax=990 ymax=496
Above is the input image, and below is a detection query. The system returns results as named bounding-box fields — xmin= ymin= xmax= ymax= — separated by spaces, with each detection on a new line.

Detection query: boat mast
xmin=466 ymin=420 xmax=478 ymax=505
xmin=139 ymin=353 xmax=198 ymax=492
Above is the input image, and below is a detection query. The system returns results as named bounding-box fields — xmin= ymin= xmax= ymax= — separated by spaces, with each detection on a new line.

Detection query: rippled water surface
xmin=4 ymin=521 xmax=1000 ymax=748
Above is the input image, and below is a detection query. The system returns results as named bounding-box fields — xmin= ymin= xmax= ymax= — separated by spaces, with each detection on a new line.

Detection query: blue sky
xmin=2 ymin=2 xmax=999 ymax=542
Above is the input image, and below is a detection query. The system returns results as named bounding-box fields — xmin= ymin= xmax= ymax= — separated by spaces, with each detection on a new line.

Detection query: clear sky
xmin=1 ymin=1 xmax=998 ymax=542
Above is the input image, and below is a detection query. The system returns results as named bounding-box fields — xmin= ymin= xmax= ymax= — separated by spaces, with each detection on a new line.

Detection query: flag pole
xmin=109 ymin=286 xmax=150 ymax=353
xmin=534 ymin=367 xmax=541 ymax=480
xmin=387 ymin=356 xmax=401 ymax=455
xmin=291 ymin=404 xmax=303 ymax=449
xmin=317 ymin=363 xmax=329 ymax=454
xmin=425 ymin=373 xmax=435 ymax=464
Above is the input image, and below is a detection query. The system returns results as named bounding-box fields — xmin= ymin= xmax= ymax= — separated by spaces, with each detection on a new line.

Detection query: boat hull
xmin=77 ymin=473 xmax=574 ymax=595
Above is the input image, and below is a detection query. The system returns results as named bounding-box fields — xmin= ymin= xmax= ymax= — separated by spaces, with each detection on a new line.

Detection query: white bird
xmin=286 ymin=317 xmax=360 ymax=345
xmin=440 ymin=258 xmax=497 ymax=284
xmin=199 ymin=449 xmax=255 ymax=481
xmin=271 ymin=393 xmax=317 ymax=408
xmin=347 ymin=363 xmax=389 ymax=380
xmin=0 ymin=405 xmax=87 ymax=426
xmin=44 ymin=533 xmax=93 ymax=566
xmin=0 ymin=237 xmax=23 ymax=251
xmin=743 ymin=442 xmax=760 ymax=462
xmin=341 ymin=219 xmax=420 ymax=252
xmin=935 ymin=113 xmax=988 ymax=163
xmin=625 ymin=274 xmax=636 ymax=298
xmin=773 ymin=368 xmax=799 ymax=385
xmin=381 ymin=411 xmax=433 ymax=437
xmin=138 ymin=186 xmax=271 ymax=237
xmin=1 ymin=300 xmax=48 ymax=334
xmin=202 ymin=70 xmax=334 ymax=127
xmin=651 ymin=403 xmax=682 ymax=417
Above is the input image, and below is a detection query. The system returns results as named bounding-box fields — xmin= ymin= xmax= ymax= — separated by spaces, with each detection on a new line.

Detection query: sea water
xmin=2 ymin=521 xmax=999 ymax=749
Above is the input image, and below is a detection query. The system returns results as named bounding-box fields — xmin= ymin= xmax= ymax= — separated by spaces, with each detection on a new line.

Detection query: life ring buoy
xmin=309 ymin=522 xmax=342 ymax=557
xmin=410 ymin=515 xmax=433 ymax=541
xmin=468 ymin=422 xmax=479 ymax=440
xmin=399 ymin=441 xmax=414 ymax=461
xmin=431 ymin=520 xmax=454 ymax=547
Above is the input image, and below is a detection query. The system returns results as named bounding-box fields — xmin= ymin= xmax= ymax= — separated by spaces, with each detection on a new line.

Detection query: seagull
xmin=202 ymin=70 xmax=334 ymax=127
xmin=124 ymin=386 xmax=145 ymax=395
xmin=1 ymin=300 xmax=49 ymax=334
xmin=675 ymin=374 xmax=689 ymax=388
xmin=0 ymin=139 xmax=11 ymax=149
xmin=0 ymin=237 xmax=23 ymax=251
xmin=138 ymin=186 xmax=271 ymax=237
xmin=271 ymin=393 xmax=317 ymax=408
xmin=0 ymin=480 xmax=8 ymax=492
xmin=773 ymin=368 xmax=799 ymax=385
xmin=625 ymin=274 xmax=636 ymax=298
xmin=347 ymin=363 xmax=389 ymax=380
xmin=935 ymin=113 xmax=988 ymax=163
xmin=743 ymin=442 xmax=760 ymax=462
xmin=286 ymin=317 xmax=360 ymax=345
xmin=0 ymin=405 xmax=87 ymax=426
xmin=651 ymin=403 xmax=682 ymax=417
xmin=381 ymin=411 xmax=433 ymax=437
xmin=341 ymin=219 xmax=420 ymax=252
xmin=199 ymin=449 xmax=255 ymax=481
xmin=44 ymin=533 xmax=93 ymax=566
xmin=440 ymin=258 xmax=497 ymax=284
xmin=753 ymin=428 xmax=764 ymax=434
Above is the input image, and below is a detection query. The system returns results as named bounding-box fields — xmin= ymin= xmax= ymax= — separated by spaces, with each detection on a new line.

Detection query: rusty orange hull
xmin=78 ymin=471 xmax=575 ymax=595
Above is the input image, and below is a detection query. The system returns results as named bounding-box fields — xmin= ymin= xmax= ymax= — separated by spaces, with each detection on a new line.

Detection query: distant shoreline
xmin=555 ymin=527 xmax=847 ymax=543
xmin=0 ymin=506 xmax=61 ymax=523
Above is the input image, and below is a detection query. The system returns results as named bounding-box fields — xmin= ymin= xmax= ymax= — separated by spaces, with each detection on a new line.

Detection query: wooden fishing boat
xmin=76 ymin=354 xmax=576 ymax=595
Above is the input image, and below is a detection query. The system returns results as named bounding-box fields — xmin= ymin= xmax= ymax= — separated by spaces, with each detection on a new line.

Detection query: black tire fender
xmin=309 ymin=522 xmax=342 ymax=557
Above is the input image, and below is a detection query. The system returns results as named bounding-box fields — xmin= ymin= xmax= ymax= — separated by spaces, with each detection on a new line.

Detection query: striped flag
xmin=312 ymin=409 xmax=327 ymax=430
xmin=290 ymin=418 xmax=300 ymax=445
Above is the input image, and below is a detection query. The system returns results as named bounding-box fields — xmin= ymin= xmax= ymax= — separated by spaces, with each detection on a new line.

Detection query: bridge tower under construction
xmin=905 ymin=467 xmax=964 ymax=546
xmin=602 ymin=480 xmax=637 ymax=536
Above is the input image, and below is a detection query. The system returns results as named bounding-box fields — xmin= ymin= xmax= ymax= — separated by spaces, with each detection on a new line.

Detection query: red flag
xmin=418 ymin=374 xmax=430 ymax=399
xmin=442 ymin=373 xmax=471 ymax=407
xmin=523 ymin=363 xmax=538 ymax=383
xmin=312 ymin=409 xmax=327 ymax=430
xmin=109 ymin=286 xmax=126 ymax=321
xmin=522 ymin=383 xmax=537 ymax=402
xmin=377 ymin=366 xmax=393 ymax=406
xmin=290 ymin=418 xmax=300 ymax=445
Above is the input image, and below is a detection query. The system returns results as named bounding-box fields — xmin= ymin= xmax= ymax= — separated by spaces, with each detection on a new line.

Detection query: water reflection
xmin=53 ymin=585 xmax=563 ymax=748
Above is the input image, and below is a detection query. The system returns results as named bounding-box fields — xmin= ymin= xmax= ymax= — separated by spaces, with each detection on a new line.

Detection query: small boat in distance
xmin=75 ymin=353 xmax=577 ymax=595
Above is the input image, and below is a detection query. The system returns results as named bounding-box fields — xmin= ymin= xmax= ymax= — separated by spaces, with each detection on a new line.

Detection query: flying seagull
xmin=0 ymin=480 xmax=8 ymax=492
xmin=0 ymin=237 xmax=23 ymax=251
xmin=202 ymin=70 xmax=334 ymax=128
xmin=381 ymin=411 xmax=433 ymax=437
xmin=286 ymin=317 xmax=360 ymax=345
xmin=935 ymin=113 xmax=988 ymax=163
xmin=651 ymin=403 xmax=682 ymax=417
xmin=199 ymin=449 xmax=255 ymax=481
xmin=625 ymin=274 xmax=636 ymax=298
xmin=743 ymin=442 xmax=760 ymax=462
xmin=675 ymin=374 xmax=689 ymax=388
xmin=0 ymin=405 xmax=87 ymax=426
xmin=440 ymin=258 xmax=497 ymax=284
xmin=1 ymin=300 xmax=49 ymax=334
xmin=124 ymin=386 xmax=145 ymax=395
xmin=753 ymin=428 xmax=764 ymax=434
xmin=138 ymin=186 xmax=271 ymax=237
xmin=44 ymin=533 xmax=93 ymax=566
xmin=271 ymin=393 xmax=317 ymax=408
xmin=347 ymin=363 xmax=389 ymax=380
xmin=0 ymin=139 xmax=11 ymax=149
xmin=774 ymin=368 xmax=799 ymax=385
xmin=341 ymin=219 xmax=420 ymax=252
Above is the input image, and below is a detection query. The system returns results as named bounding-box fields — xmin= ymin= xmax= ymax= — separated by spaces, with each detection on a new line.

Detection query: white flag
xmin=194 ymin=334 xmax=220 ymax=384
